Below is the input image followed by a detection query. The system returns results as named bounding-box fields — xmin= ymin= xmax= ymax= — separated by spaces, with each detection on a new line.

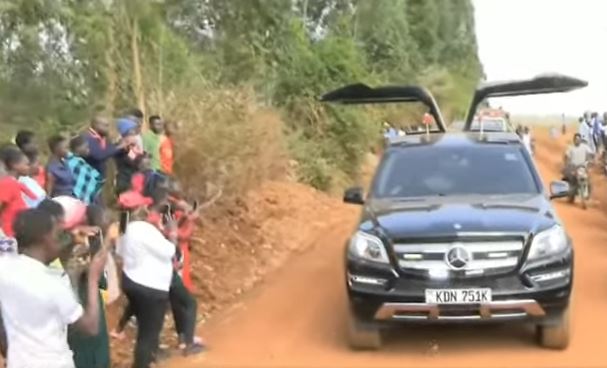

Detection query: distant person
xmin=84 ymin=116 xmax=130 ymax=180
xmin=143 ymin=115 xmax=165 ymax=172
xmin=66 ymin=135 xmax=104 ymax=205
xmin=522 ymin=127 xmax=534 ymax=156
xmin=15 ymin=130 xmax=45 ymax=188
xmin=515 ymin=125 xmax=523 ymax=139
xmin=115 ymin=119 xmax=145 ymax=196
xmin=160 ymin=120 xmax=176 ymax=175
xmin=422 ymin=112 xmax=433 ymax=126
xmin=382 ymin=122 xmax=398 ymax=139
xmin=579 ymin=113 xmax=595 ymax=153
xmin=591 ymin=112 xmax=603 ymax=153
xmin=0 ymin=208 xmax=106 ymax=368
xmin=0 ymin=147 xmax=36 ymax=238
xmin=46 ymin=135 xmax=76 ymax=198
xmin=18 ymin=150 xmax=47 ymax=208
xmin=124 ymin=108 xmax=145 ymax=153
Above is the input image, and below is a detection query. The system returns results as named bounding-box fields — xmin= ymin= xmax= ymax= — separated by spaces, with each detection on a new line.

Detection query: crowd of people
xmin=576 ymin=111 xmax=607 ymax=155
xmin=0 ymin=108 xmax=205 ymax=368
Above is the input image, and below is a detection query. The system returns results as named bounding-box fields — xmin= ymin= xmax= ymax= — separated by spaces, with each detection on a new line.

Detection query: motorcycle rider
xmin=563 ymin=133 xmax=593 ymax=197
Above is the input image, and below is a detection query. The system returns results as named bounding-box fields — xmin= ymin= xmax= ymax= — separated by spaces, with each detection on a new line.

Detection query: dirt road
xmin=169 ymin=131 xmax=607 ymax=368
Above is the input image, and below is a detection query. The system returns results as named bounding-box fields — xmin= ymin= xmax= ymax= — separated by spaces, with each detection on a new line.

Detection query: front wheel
xmin=346 ymin=306 xmax=382 ymax=350
xmin=536 ymin=307 xmax=570 ymax=350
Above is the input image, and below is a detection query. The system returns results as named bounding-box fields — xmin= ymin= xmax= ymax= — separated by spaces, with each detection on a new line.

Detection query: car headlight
xmin=527 ymin=225 xmax=569 ymax=261
xmin=348 ymin=231 xmax=390 ymax=264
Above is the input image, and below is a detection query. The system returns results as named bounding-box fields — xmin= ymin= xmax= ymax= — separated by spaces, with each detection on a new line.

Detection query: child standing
xmin=18 ymin=151 xmax=47 ymax=208
xmin=0 ymin=147 xmax=36 ymax=238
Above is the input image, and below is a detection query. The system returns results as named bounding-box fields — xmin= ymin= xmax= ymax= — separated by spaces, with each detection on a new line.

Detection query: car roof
xmin=386 ymin=131 xmax=522 ymax=149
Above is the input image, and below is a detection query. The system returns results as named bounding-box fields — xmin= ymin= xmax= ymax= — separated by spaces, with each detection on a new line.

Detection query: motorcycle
xmin=567 ymin=164 xmax=590 ymax=209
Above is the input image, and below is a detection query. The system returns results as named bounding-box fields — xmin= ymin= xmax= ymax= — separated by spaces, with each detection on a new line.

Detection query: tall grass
xmin=151 ymin=87 xmax=288 ymax=200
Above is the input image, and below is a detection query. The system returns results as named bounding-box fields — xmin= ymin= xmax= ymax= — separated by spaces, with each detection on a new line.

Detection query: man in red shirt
xmin=0 ymin=147 xmax=36 ymax=238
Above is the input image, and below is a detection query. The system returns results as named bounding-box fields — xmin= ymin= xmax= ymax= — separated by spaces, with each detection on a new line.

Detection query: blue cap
xmin=116 ymin=118 xmax=137 ymax=137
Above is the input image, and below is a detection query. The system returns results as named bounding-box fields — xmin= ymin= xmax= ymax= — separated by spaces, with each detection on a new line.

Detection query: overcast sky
xmin=473 ymin=0 xmax=607 ymax=115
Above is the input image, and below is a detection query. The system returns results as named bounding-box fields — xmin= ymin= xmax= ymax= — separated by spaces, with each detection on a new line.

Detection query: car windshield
xmin=471 ymin=118 xmax=506 ymax=131
xmin=372 ymin=144 xmax=539 ymax=198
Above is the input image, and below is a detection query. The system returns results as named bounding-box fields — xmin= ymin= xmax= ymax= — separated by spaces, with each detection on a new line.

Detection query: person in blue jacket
xmin=83 ymin=116 xmax=130 ymax=180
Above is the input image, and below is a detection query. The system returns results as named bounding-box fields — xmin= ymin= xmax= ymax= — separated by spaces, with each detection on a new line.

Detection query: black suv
xmin=321 ymin=74 xmax=587 ymax=350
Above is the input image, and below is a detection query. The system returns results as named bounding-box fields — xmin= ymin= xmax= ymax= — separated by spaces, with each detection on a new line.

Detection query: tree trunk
xmin=103 ymin=24 xmax=117 ymax=116
xmin=131 ymin=17 xmax=145 ymax=120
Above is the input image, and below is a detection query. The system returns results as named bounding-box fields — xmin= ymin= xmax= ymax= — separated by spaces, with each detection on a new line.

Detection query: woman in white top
xmin=117 ymin=204 xmax=176 ymax=368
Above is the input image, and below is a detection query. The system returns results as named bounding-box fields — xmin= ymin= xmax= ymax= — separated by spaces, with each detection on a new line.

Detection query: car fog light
xmin=348 ymin=273 xmax=387 ymax=286
xmin=530 ymin=269 xmax=570 ymax=283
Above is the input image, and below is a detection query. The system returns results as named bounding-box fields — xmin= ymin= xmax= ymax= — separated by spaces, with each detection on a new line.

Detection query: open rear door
xmin=320 ymin=83 xmax=447 ymax=133
xmin=464 ymin=74 xmax=588 ymax=131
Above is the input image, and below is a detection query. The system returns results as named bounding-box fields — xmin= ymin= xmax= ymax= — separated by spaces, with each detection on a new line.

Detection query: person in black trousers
xmin=169 ymin=269 xmax=204 ymax=355
xmin=117 ymin=203 xmax=176 ymax=368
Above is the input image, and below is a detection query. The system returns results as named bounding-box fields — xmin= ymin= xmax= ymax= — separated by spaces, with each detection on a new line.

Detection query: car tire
xmin=537 ymin=307 xmax=570 ymax=350
xmin=346 ymin=306 xmax=382 ymax=350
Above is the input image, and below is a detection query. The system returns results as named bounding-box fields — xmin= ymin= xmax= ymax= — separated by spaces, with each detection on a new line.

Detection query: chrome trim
xmin=374 ymin=299 xmax=545 ymax=321
xmin=454 ymin=231 xmax=528 ymax=237
xmin=395 ymin=240 xmax=523 ymax=275
xmin=398 ymin=258 xmax=518 ymax=270
xmin=394 ymin=241 xmax=523 ymax=254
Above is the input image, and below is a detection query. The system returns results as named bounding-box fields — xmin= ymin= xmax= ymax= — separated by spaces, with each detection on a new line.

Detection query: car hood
xmin=361 ymin=194 xmax=557 ymax=240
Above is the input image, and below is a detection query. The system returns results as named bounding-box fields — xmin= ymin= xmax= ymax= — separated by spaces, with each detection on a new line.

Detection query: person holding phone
xmin=66 ymin=205 xmax=115 ymax=368
xmin=0 ymin=209 xmax=107 ymax=368
xmin=117 ymin=192 xmax=176 ymax=367
xmin=165 ymin=180 xmax=205 ymax=354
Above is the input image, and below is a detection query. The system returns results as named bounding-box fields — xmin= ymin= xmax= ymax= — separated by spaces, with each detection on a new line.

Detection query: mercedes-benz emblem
xmin=445 ymin=245 xmax=471 ymax=269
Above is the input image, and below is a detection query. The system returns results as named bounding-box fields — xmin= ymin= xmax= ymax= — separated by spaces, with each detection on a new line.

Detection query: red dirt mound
xmin=110 ymin=180 xmax=348 ymax=366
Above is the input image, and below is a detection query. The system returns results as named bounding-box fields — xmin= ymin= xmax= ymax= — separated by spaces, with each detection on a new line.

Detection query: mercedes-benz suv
xmin=320 ymin=74 xmax=587 ymax=350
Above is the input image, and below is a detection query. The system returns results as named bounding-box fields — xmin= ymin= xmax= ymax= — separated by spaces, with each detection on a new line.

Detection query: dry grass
xmin=150 ymin=87 xmax=288 ymax=200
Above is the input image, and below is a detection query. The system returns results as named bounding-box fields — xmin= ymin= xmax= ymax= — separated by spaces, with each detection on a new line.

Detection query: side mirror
xmin=549 ymin=180 xmax=570 ymax=199
xmin=344 ymin=187 xmax=365 ymax=205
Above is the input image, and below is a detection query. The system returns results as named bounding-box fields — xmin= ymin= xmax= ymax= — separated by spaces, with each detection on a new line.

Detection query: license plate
xmin=425 ymin=288 xmax=492 ymax=304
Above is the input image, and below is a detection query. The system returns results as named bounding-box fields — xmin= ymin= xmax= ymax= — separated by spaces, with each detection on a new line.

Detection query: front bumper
xmin=346 ymin=250 xmax=573 ymax=325
xmin=373 ymin=299 xmax=545 ymax=322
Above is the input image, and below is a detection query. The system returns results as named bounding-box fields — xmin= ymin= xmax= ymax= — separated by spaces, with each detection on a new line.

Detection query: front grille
xmin=393 ymin=240 xmax=524 ymax=278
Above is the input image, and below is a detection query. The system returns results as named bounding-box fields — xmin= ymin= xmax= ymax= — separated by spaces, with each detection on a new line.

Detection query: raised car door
xmin=463 ymin=74 xmax=588 ymax=131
